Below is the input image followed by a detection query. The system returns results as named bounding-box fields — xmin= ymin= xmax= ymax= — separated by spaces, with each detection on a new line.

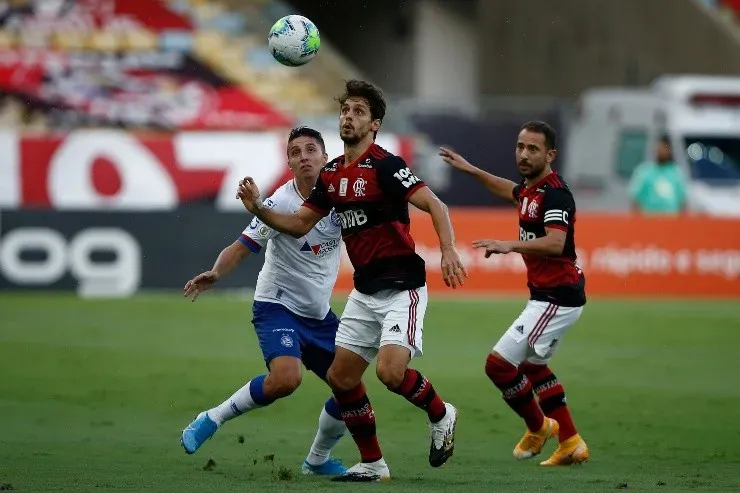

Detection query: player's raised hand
xmin=236 ymin=177 xmax=261 ymax=213
xmin=441 ymin=245 xmax=468 ymax=289
xmin=473 ymin=239 xmax=514 ymax=258
xmin=183 ymin=270 xmax=220 ymax=302
xmin=439 ymin=146 xmax=476 ymax=173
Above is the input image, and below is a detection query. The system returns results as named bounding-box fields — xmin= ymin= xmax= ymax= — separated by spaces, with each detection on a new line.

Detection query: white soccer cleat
xmin=331 ymin=458 xmax=391 ymax=482
xmin=429 ymin=402 xmax=458 ymax=467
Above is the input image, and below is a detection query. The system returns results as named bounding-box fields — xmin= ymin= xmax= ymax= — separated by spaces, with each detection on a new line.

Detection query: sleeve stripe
xmin=238 ymin=234 xmax=262 ymax=253
xmin=404 ymin=182 xmax=427 ymax=200
xmin=544 ymin=210 xmax=569 ymax=224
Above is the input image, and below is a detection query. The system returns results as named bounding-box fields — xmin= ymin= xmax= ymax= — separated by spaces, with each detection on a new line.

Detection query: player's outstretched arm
xmin=184 ymin=240 xmax=250 ymax=301
xmin=408 ymin=186 xmax=468 ymax=288
xmin=237 ymin=177 xmax=321 ymax=238
xmin=439 ymin=147 xmax=518 ymax=205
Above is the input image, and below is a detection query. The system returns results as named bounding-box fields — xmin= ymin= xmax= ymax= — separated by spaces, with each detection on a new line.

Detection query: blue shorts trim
xmin=251 ymin=301 xmax=338 ymax=380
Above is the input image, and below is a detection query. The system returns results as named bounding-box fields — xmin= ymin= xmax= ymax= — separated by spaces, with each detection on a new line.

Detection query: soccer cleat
xmin=181 ymin=411 xmax=218 ymax=454
xmin=428 ymin=402 xmax=458 ymax=467
xmin=331 ymin=459 xmax=390 ymax=482
xmin=513 ymin=417 xmax=559 ymax=460
xmin=301 ymin=458 xmax=347 ymax=476
xmin=539 ymin=434 xmax=589 ymax=466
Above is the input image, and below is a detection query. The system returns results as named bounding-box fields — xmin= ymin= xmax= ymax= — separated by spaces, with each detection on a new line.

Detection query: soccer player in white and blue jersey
xmin=180 ymin=127 xmax=349 ymax=476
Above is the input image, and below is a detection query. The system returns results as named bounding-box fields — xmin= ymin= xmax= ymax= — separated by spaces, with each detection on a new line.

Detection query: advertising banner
xmin=333 ymin=210 xmax=740 ymax=299
xmin=0 ymin=209 xmax=262 ymax=297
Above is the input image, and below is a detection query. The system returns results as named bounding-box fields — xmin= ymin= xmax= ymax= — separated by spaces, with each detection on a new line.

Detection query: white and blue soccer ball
xmin=268 ymin=15 xmax=320 ymax=67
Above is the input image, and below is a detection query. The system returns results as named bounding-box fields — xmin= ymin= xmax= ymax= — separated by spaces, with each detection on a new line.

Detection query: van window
xmin=615 ymin=130 xmax=648 ymax=179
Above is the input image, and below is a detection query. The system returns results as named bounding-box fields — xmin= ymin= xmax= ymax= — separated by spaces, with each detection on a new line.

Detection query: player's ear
xmin=321 ymin=152 xmax=328 ymax=164
xmin=546 ymin=148 xmax=558 ymax=164
xmin=371 ymin=119 xmax=381 ymax=132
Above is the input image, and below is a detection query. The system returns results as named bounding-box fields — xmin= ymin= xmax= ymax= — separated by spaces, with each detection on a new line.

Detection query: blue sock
xmin=324 ymin=396 xmax=342 ymax=420
xmin=249 ymin=375 xmax=275 ymax=406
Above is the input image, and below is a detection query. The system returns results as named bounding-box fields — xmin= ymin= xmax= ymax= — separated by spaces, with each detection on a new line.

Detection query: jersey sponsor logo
xmin=519 ymin=227 xmax=537 ymax=242
xmin=358 ymin=159 xmax=373 ymax=168
xmin=257 ymin=225 xmax=270 ymax=238
xmin=327 ymin=183 xmax=335 ymax=193
xmin=339 ymin=177 xmax=348 ymax=196
xmin=337 ymin=208 xmax=368 ymax=229
xmin=544 ymin=209 xmax=568 ymax=225
xmin=393 ymin=166 xmax=420 ymax=188
xmin=353 ymin=177 xmax=366 ymax=197
xmin=300 ymin=238 xmax=340 ymax=258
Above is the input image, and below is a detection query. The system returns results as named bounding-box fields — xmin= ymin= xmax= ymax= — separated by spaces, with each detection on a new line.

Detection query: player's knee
xmin=375 ymin=358 xmax=406 ymax=389
xmin=264 ymin=370 xmax=302 ymax=398
xmin=326 ymin=366 xmax=359 ymax=392
xmin=485 ymin=352 xmax=518 ymax=387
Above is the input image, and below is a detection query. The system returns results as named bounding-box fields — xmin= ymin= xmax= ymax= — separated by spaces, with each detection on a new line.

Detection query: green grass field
xmin=1 ymin=293 xmax=740 ymax=492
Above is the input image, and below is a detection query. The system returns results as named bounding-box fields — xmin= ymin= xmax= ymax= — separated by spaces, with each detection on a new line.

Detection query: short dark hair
xmin=337 ymin=79 xmax=387 ymax=122
xmin=520 ymin=120 xmax=558 ymax=150
xmin=287 ymin=126 xmax=326 ymax=154
xmin=658 ymin=134 xmax=671 ymax=146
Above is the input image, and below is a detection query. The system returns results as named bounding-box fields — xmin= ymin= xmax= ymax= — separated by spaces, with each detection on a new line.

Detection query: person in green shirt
xmin=629 ymin=136 xmax=687 ymax=214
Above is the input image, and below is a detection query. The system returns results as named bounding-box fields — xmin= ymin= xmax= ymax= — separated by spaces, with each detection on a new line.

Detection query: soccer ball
xmin=268 ymin=15 xmax=320 ymax=67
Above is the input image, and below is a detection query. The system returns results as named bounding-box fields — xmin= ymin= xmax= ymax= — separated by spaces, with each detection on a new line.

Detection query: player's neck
xmin=293 ymin=176 xmax=315 ymax=201
xmin=525 ymin=168 xmax=553 ymax=188
xmin=343 ymin=138 xmax=374 ymax=167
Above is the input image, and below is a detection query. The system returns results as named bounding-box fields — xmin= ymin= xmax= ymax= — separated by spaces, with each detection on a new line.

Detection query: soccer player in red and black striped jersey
xmin=237 ymin=80 xmax=467 ymax=481
xmin=439 ymin=121 xmax=589 ymax=466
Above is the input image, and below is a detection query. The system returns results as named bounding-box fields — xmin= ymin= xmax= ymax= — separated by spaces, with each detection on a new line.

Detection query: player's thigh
xmin=493 ymin=300 xmax=558 ymax=366
xmin=526 ymin=304 xmax=584 ymax=365
xmin=252 ymin=301 xmax=303 ymax=367
xmin=335 ymin=290 xmax=383 ymax=363
xmin=377 ymin=286 xmax=428 ymax=359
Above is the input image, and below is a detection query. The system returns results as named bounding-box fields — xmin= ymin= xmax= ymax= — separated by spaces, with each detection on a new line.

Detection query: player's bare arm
xmin=237 ymin=177 xmax=322 ymax=238
xmin=408 ymin=186 xmax=468 ymax=288
xmin=473 ymin=227 xmax=566 ymax=258
xmin=439 ymin=146 xmax=518 ymax=205
xmin=184 ymin=240 xmax=250 ymax=301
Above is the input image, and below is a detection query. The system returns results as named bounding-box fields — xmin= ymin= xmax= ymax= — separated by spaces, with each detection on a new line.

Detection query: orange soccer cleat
xmin=513 ymin=417 xmax=559 ymax=460
xmin=539 ymin=434 xmax=589 ymax=466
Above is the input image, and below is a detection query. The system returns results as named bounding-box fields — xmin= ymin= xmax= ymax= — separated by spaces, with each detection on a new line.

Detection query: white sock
xmin=206 ymin=379 xmax=268 ymax=426
xmin=305 ymin=406 xmax=347 ymax=466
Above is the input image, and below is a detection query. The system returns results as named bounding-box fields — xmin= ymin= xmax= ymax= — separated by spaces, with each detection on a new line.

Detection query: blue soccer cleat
xmin=181 ymin=411 xmax=218 ymax=454
xmin=301 ymin=457 xmax=347 ymax=476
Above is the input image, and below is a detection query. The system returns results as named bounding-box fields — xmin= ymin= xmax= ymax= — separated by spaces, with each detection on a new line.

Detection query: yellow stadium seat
xmin=87 ymin=30 xmax=120 ymax=52
xmin=123 ymin=29 xmax=158 ymax=52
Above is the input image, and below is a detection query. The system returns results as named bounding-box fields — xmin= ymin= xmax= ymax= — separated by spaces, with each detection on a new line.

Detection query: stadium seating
xmin=0 ymin=0 xmax=360 ymax=129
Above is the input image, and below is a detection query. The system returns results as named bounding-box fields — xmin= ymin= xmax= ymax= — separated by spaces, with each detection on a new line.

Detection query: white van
xmin=563 ymin=75 xmax=740 ymax=216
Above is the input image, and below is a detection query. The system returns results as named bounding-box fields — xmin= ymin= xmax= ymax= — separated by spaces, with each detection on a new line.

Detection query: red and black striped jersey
xmin=513 ymin=172 xmax=586 ymax=307
xmin=303 ymin=143 xmax=427 ymax=294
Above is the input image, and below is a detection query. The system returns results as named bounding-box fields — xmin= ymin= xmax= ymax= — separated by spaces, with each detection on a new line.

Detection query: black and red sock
xmin=485 ymin=354 xmax=544 ymax=432
xmin=333 ymin=383 xmax=383 ymax=463
xmin=390 ymin=369 xmax=447 ymax=423
xmin=521 ymin=363 xmax=577 ymax=442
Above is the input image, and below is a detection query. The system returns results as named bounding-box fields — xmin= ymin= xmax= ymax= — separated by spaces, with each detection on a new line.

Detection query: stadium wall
xmin=1 ymin=132 xmax=739 ymax=300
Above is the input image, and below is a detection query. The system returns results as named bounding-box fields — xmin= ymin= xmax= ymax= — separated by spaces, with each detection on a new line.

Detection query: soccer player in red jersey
xmin=439 ymin=121 xmax=589 ymax=466
xmin=237 ymin=80 xmax=467 ymax=481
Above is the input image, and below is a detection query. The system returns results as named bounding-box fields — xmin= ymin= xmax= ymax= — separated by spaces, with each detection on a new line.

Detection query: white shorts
xmin=335 ymin=286 xmax=428 ymax=362
xmin=493 ymin=300 xmax=583 ymax=366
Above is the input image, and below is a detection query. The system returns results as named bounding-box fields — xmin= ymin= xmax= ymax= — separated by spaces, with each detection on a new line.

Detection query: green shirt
xmin=629 ymin=161 xmax=686 ymax=213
